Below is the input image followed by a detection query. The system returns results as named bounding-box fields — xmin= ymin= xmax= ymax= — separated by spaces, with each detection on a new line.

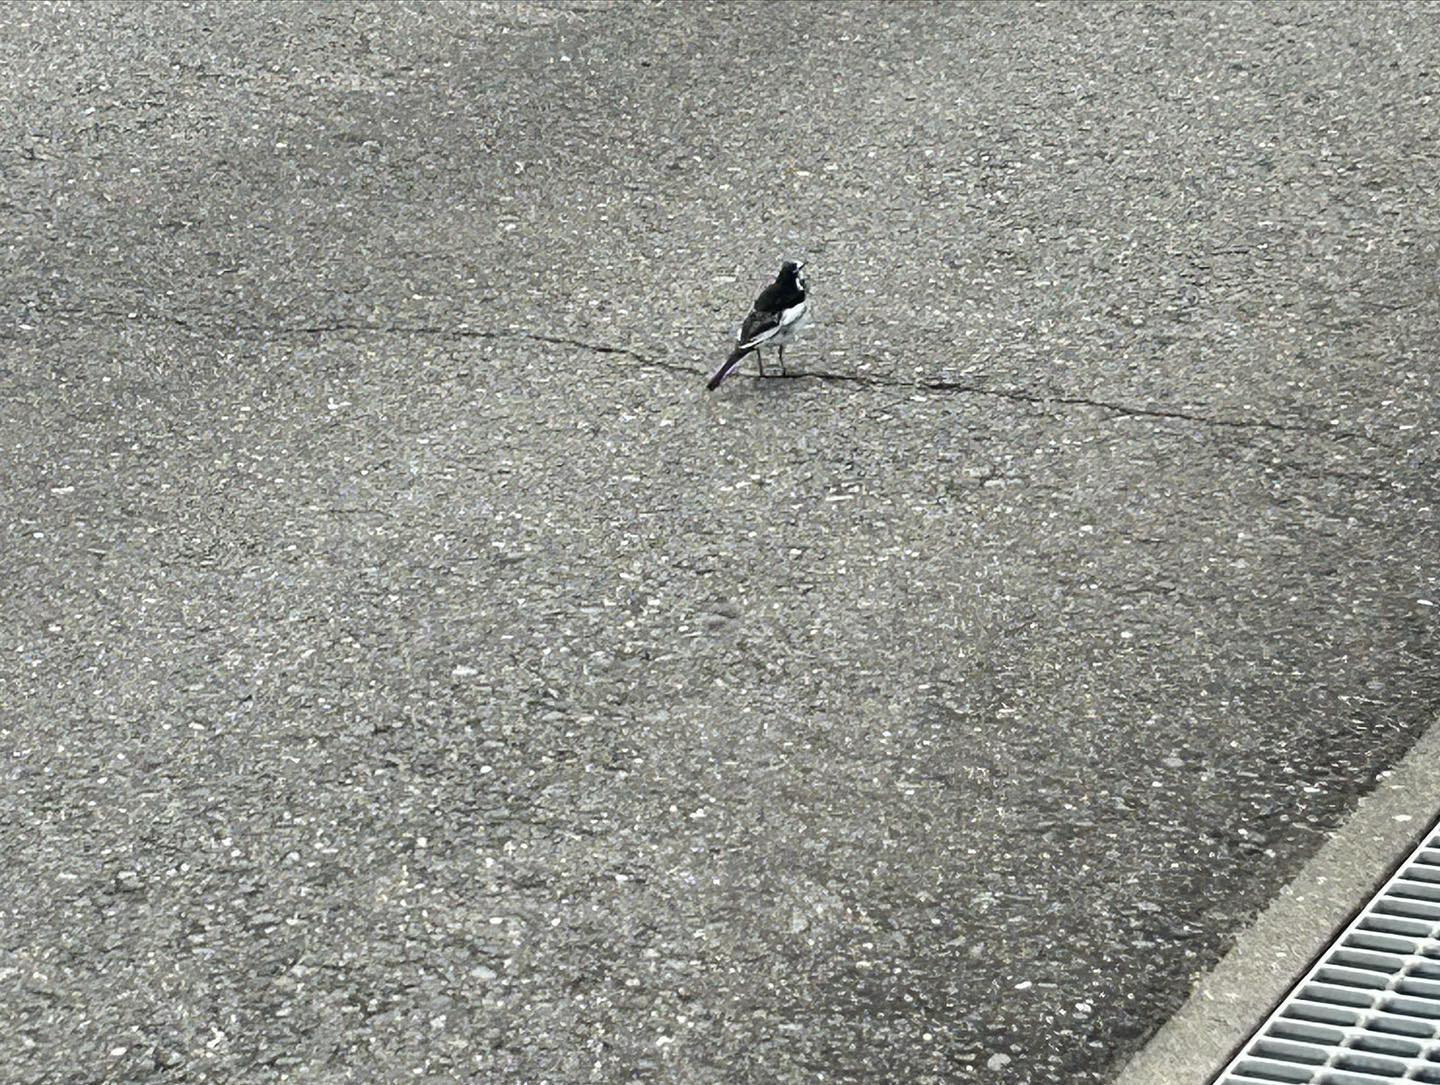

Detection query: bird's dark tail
xmin=707 ymin=347 xmax=750 ymax=391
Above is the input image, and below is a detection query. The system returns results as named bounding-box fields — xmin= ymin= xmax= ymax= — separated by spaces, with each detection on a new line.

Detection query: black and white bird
xmin=706 ymin=260 xmax=809 ymax=391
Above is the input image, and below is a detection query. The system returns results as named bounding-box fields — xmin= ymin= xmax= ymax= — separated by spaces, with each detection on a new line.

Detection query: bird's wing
xmin=737 ymin=295 xmax=807 ymax=346
xmin=737 ymin=306 xmax=783 ymax=348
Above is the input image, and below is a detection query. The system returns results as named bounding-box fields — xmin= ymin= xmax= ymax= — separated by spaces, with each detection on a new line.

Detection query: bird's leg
xmin=755 ymin=348 xmax=766 ymax=377
xmin=778 ymin=345 xmax=786 ymax=375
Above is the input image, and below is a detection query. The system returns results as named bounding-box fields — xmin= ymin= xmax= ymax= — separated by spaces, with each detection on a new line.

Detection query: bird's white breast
xmin=771 ymin=300 xmax=808 ymax=342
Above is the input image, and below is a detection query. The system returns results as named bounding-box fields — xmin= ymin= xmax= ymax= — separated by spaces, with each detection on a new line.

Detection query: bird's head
xmin=781 ymin=260 xmax=807 ymax=289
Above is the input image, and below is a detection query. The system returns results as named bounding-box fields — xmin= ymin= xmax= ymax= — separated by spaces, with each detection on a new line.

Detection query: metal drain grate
xmin=1216 ymin=824 xmax=1440 ymax=1085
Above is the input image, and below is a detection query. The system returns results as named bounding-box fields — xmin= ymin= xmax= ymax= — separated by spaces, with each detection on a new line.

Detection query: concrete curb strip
xmin=1112 ymin=717 xmax=1440 ymax=1085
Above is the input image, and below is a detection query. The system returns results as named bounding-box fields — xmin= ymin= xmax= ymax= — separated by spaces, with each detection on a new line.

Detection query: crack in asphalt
xmin=763 ymin=366 xmax=1365 ymax=441
xmin=41 ymin=308 xmax=1371 ymax=441
xmin=517 ymin=333 xmax=707 ymax=380
xmin=47 ymin=308 xmax=712 ymax=381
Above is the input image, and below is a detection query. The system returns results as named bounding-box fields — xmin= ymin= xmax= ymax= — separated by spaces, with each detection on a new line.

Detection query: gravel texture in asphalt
xmin=2 ymin=2 xmax=1438 ymax=1083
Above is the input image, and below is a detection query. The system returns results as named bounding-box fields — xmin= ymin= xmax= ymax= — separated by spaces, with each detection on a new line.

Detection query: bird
xmin=706 ymin=260 xmax=809 ymax=391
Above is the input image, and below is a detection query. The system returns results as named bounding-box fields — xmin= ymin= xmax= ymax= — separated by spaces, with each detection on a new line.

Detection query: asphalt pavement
xmin=2 ymin=2 xmax=1438 ymax=1083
